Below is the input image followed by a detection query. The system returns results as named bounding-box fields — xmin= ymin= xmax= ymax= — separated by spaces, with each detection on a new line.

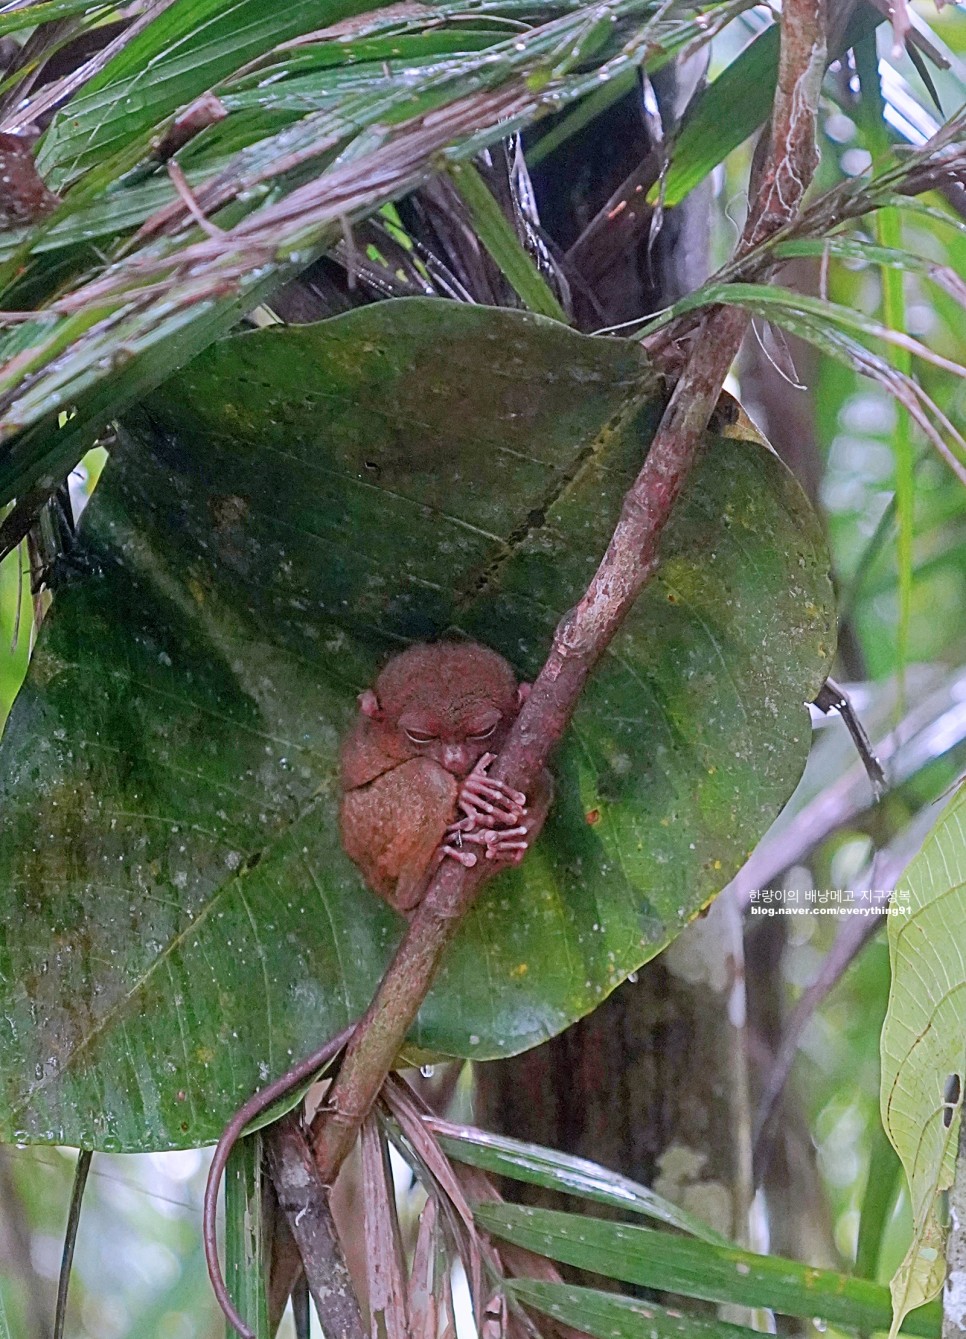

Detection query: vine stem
xmin=310 ymin=0 xmax=829 ymax=1188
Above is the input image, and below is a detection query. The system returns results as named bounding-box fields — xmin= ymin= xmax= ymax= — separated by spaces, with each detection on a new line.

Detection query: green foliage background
xmin=0 ymin=0 xmax=963 ymax=1335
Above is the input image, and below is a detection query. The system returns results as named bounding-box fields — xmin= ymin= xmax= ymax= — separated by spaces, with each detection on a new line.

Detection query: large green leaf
xmin=0 ymin=299 xmax=834 ymax=1151
xmin=880 ymin=783 xmax=966 ymax=1337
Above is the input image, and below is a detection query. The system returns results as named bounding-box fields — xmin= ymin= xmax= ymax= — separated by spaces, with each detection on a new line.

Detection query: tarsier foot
xmin=458 ymin=753 xmax=528 ymax=827
xmin=450 ymin=822 xmax=530 ymax=863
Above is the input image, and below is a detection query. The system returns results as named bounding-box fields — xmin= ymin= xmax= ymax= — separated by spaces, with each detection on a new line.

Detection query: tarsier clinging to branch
xmin=339 ymin=641 xmax=552 ymax=913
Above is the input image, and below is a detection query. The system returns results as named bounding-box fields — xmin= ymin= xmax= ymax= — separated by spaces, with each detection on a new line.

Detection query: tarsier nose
xmin=442 ymin=745 xmax=472 ymax=775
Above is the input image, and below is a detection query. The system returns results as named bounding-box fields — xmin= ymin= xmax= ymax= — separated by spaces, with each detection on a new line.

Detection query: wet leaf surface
xmin=0 ymin=299 xmax=834 ymax=1149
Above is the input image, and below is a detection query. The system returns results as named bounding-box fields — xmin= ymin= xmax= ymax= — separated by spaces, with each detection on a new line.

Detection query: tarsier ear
xmin=358 ymin=688 xmax=383 ymax=719
xmin=516 ymin=683 xmax=532 ymax=707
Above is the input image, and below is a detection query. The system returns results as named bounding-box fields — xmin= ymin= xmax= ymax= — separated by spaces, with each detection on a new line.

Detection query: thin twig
xmin=814 ymin=677 xmax=886 ymax=797
xmin=166 ymin=161 xmax=224 ymax=238
xmin=54 ymin=1149 xmax=91 ymax=1339
xmin=727 ymin=667 xmax=966 ymax=912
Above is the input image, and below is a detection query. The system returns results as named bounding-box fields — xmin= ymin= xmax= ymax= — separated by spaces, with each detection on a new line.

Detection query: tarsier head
xmin=358 ymin=641 xmax=530 ymax=778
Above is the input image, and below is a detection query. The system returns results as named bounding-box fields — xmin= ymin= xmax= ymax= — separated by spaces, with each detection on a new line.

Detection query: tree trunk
xmin=476 ymin=895 xmax=754 ymax=1248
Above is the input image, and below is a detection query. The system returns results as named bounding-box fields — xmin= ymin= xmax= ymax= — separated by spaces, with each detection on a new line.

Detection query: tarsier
xmin=339 ymin=641 xmax=552 ymax=912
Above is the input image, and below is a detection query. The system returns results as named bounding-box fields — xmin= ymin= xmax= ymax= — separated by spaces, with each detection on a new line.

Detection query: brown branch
xmin=643 ymin=113 xmax=966 ymax=369
xmin=743 ymin=0 xmax=826 ymax=250
xmin=307 ymin=319 xmax=733 ymax=1186
xmin=265 ymin=1115 xmax=367 ymax=1339
xmin=310 ymin=0 xmax=829 ymax=1189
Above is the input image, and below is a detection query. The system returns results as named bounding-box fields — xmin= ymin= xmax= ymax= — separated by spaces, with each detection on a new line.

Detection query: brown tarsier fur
xmin=339 ymin=642 xmax=552 ymax=914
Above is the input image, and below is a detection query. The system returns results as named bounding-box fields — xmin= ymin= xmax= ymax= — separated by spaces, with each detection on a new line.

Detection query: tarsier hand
xmin=441 ymin=754 xmax=532 ymax=867
xmin=457 ymin=752 xmax=527 ymax=826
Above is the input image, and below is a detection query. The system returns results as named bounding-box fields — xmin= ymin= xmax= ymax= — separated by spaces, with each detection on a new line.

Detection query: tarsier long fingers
xmin=455 ymin=824 xmax=530 ymax=862
xmin=457 ymin=799 xmax=524 ymax=827
xmin=458 ymin=753 xmax=528 ymax=825
xmin=444 ymin=816 xmax=530 ymax=864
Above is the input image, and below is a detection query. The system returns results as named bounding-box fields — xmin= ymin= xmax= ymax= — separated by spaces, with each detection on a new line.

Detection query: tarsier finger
xmin=459 ymin=793 xmax=499 ymax=816
xmin=462 ymin=787 xmax=527 ymax=817
xmin=440 ymin=843 xmax=477 ymax=868
xmin=481 ymin=831 xmax=530 ymax=858
xmin=485 ymin=823 xmax=528 ymax=841
xmin=485 ymin=841 xmax=529 ymax=859
xmin=492 ymin=782 xmax=528 ymax=808
xmin=463 ymin=777 xmax=527 ymax=808
xmin=457 ymin=799 xmax=522 ymax=827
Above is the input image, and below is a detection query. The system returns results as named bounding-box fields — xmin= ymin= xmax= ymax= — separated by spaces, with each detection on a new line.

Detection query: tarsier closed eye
xmin=468 ymin=723 xmax=498 ymax=741
xmin=404 ymin=728 xmax=436 ymax=745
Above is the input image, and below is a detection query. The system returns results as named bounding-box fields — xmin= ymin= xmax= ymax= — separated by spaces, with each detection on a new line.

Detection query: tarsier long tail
xmin=203 ymin=1023 xmax=355 ymax=1339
